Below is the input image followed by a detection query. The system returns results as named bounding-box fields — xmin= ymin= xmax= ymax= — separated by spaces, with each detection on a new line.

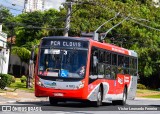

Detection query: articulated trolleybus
xmin=35 ymin=36 xmax=138 ymax=106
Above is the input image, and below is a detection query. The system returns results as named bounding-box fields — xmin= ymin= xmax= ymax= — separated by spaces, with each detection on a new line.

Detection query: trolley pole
xmin=63 ymin=2 xmax=72 ymax=37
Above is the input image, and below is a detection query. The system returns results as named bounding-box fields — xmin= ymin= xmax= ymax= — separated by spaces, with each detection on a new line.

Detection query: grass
xmin=8 ymin=78 xmax=34 ymax=92
xmin=144 ymin=95 xmax=160 ymax=98
xmin=136 ymin=89 xmax=160 ymax=98
xmin=9 ymin=78 xmax=26 ymax=88
xmin=136 ymin=89 xmax=160 ymax=93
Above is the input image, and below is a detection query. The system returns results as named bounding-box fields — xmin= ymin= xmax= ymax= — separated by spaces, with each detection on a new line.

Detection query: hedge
xmin=0 ymin=74 xmax=15 ymax=89
xmin=137 ymin=83 xmax=147 ymax=89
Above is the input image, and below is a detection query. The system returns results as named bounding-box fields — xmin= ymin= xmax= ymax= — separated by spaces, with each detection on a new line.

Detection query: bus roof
xmin=42 ymin=36 xmax=138 ymax=57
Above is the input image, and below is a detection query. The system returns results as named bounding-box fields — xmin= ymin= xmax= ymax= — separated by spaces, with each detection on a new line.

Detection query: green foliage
xmin=11 ymin=76 xmax=16 ymax=83
xmin=15 ymin=9 xmax=62 ymax=46
xmin=0 ymin=5 xmax=15 ymax=36
xmin=12 ymin=47 xmax=31 ymax=62
xmin=20 ymin=75 xmax=27 ymax=83
xmin=0 ymin=74 xmax=14 ymax=89
xmin=144 ymin=95 xmax=160 ymax=99
xmin=9 ymin=78 xmax=26 ymax=89
xmin=137 ymin=83 xmax=147 ymax=89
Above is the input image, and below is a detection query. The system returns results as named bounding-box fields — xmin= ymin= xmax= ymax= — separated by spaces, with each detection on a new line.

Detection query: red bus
xmin=34 ymin=36 xmax=138 ymax=106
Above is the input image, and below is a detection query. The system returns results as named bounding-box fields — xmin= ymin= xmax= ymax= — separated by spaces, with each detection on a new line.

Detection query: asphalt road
xmin=0 ymin=98 xmax=160 ymax=114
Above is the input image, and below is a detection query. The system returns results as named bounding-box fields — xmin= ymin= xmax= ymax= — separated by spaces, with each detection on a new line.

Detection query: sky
xmin=0 ymin=0 xmax=66 ymax=15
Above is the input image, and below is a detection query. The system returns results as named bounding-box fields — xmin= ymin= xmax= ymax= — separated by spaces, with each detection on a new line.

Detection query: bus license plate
xmin=53 ymin=93 xmax=64 ymax=96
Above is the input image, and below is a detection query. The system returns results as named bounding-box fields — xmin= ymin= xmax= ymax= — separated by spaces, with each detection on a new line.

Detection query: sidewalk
xmin=0 ymin=89 xmax=48 ymax=104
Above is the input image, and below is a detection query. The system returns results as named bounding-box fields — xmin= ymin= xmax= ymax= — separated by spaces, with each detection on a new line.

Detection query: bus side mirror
xmin=30 ymin=45 xmax=39 ymax=61
xmin=93 ymin=56 xmax=98 ymax=67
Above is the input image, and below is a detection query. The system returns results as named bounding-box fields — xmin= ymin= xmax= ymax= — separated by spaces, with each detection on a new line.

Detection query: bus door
xmin=127 ymin=75 xmax=137 ymax=99
xmin=105 ymin=64 xmax=116 ymax=100
xmin=115 ymin=55 xmax=126 ymax=95
xmin=127 ymin=58 xmax=138 ymax=99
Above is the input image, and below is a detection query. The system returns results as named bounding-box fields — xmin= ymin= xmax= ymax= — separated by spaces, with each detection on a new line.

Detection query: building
xmin=0 ymin=24 xmax=9 ymax=74
xmin=153 ymin=0 xmax=160 ymax=7
xmin=24 ymin=0 xmax=45 ymax=12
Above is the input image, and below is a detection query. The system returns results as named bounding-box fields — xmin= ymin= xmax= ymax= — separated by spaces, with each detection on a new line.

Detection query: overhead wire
xmin=4 ymin=0 xmax=24 ymax=8
xmin=4 ymin=6 xmax=22 ymax=12
xmin=2 ymin=0 xmax=160 ymax=34
xmin=94 ymin=1 xmax=160 ymax=33
xmin=4 ymin=21 xmax=65 ymax=30
xmin=128 ymin=18 xmax=160 ymax=32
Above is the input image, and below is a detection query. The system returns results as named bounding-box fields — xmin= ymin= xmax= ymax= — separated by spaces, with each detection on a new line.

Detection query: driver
xmin=78 ymin=66 xmax=85 ymax=77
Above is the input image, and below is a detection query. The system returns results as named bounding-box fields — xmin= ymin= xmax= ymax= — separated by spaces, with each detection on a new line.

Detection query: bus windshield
xmin=38 ymin=48 xmax=87 ymax=78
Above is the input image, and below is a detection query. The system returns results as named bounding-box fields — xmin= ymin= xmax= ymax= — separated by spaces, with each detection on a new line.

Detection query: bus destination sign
xmin=51 ymin=41 xmax=81 ymax=47
xmin=42 ymin=39 xmax=88 ymax=48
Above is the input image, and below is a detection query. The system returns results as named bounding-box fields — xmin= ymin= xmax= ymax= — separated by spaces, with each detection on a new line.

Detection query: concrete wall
xmin=8 ymin=55 xmax=29 ymax=78
xmin=0 ymin=49 xmax=9 ymax=74
xmin=0 ymin=24 xmax=9 ymax=74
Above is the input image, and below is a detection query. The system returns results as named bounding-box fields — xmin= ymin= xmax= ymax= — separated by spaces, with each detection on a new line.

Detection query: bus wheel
xmin=120 ymin=87 xmax=127 ymax=105
xmin=118 ymin=87 xmax=127 ymax=105
xmin=49 ymin=97 xmax=58 ymax=105
xmin=112 ymin=87 xmax=127 ymax=105
xmin=93 ymin=87 xmax=102 ymax=107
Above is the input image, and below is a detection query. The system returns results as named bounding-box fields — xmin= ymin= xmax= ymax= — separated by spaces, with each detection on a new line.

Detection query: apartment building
xmin=24 ymin=0 xmax=44 ymax=12
xmin=153 ymin=0 xmax=160 ymax=7
xmin=0 ymin=24 xmax=9 ymax=74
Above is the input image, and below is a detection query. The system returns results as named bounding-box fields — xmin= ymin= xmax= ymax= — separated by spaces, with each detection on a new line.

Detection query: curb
xmin=0 ymin=99 xmax=47 ymax=104
xmin=135 ymin=97 xmax=160 ymax=100
xmin=0 ymin=92 xmax=18 ymax=96
xmin=16 ymin=99 xmax=47 ymax=102
xmin=0 ymin=101 xmax=17 ymax=104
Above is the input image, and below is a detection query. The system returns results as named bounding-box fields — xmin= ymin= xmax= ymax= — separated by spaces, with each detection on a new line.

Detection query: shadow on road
xmin=16 ymin=101 xmax=115 ymax=107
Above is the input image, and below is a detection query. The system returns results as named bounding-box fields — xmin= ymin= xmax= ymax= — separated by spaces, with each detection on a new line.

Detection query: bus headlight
xmin=37 ymin=79 xmax=44 ymax=87
xmin=76 ymin=81 xmax=84 ymax=89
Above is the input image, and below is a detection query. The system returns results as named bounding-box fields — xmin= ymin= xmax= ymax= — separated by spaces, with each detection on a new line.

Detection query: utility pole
xmin=63 ymin=0 xmax=95 ymax=37
xmin=8 ymin=23 xmax=14 ymax=73
xmin=23 ymin=0 xmax=28 ymax=13
xmin=63 ymin=2 xmax=72 ymax=37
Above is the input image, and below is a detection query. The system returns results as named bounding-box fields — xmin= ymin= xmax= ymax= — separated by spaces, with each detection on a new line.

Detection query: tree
xmin=0 ymin=5 xmax=14 ymax=36
xmin=15 ymin=9 xmax=63 ymax=46
xmin=65 ymin=0 xmax=160 ymax=88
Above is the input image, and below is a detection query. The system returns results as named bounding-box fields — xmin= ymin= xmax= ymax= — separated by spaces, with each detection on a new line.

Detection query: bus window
xmin=98 ymin=63 xmax=105 ymax=78
xmin=38 ymin=49 xmax=87 ymax=78
xmin=129 ymin=58 xmax=134 ymax=69
xmin=124 ymin=57 xmax=129 ymax=74
xmin=105 ymin=51 xmax=111 ymax=64
xmin=129 ymin=57 xmax=137 ymax=76
xmin=105 ymin=64 xmax=111 ymax=79
xmin=111 ymin=53 xmax=117 ymax=79
xmin=111 ymin=65 xmax=117 ymax=79
xmin=99 ymin=50 xmax=104 ymax=63
xmin=112 ymin=53 xmax=117 ymax=66
xmin=118 ymin=55 xmax=124 ymax=74
xmin=90 ymin=47 xmax=98 ymax=75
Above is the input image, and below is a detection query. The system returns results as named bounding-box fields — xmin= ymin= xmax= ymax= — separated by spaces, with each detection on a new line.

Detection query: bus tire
xmin=93 ymin=87 xmax=102 ymax=107
xmin=112 ymin=87 xmax=127 ymax=105
xmin=120 ymin=87 xmax=127 ymax=105
xmin=49 ymin=97 xmax=58 ymax=105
